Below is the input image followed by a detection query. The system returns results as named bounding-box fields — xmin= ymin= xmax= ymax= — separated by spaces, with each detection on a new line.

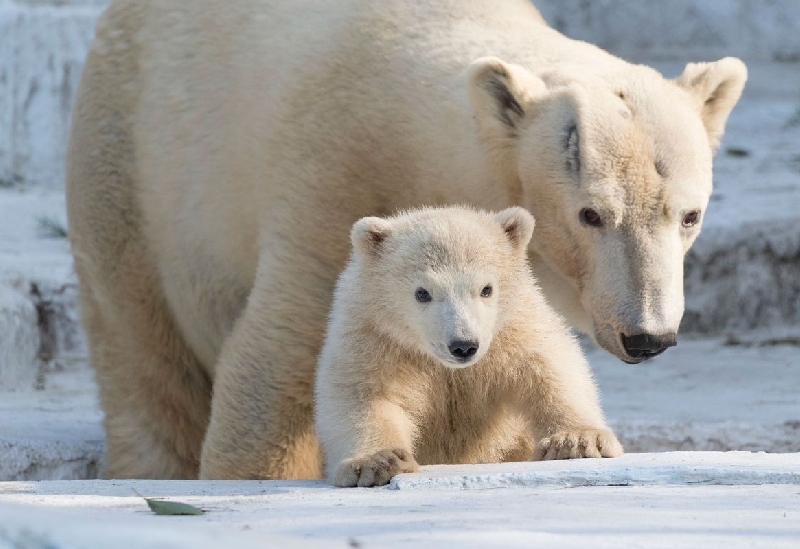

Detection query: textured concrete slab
xmin=1 ymin=454 xmax=799 ymax=548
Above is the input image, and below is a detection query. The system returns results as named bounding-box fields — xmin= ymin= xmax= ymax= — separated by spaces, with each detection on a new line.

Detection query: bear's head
xmin=349 ymin=206 xmax=535 ymax=369
xmin=467 ymin=56 xmax=747 ymax=363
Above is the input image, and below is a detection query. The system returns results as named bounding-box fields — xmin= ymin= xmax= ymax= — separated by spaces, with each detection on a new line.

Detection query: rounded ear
xmin=674 ymin=57 xmax=747 ymax=149
xmin=350 ymin=216 xmax=392 ymax=260
xmin=493 ymin=207 xmax=535 ymax=255
xmin=467 ymin=57 xmax=547 ymax=139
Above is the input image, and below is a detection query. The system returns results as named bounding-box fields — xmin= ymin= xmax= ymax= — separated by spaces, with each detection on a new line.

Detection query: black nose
xmin=621 ymin=333 xmax=677 ymax=360
xmin=448 ymin=340 xmax=479 ymax=361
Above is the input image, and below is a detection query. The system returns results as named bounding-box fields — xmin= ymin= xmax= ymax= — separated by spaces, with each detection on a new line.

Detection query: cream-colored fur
xmin=67 ymin=0 xmax=746 ymax=479
xmin=316 ymin=207 xmax=622 ymax=487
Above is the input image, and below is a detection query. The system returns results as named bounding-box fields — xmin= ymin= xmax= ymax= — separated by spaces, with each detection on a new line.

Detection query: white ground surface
xmin=1 ymin=453 xmax=799 ymax=548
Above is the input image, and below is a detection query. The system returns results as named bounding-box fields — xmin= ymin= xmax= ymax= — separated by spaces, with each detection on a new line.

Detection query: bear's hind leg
xmin=76 ymin=251 xmax=212 ymax=479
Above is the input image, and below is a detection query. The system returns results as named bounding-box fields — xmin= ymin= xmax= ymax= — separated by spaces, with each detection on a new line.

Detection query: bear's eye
xmin=480 ymin=285 xmax=493 ymax=298
xmin=580 ymin=208 xmax=603 ymax=228
xmin=415 ymin=288 xmax=432 ymax=303
xmin=682 ymin=210 xmax=700 ymax=228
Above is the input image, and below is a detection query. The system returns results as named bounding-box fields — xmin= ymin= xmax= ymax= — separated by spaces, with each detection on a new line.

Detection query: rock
xmin=683 ymin=221 xmax=800 ymax=333
xmin=0 ymin=282 xmax=40 ymax=391
xmin=0 ymin=438 xmax=103 ymax=481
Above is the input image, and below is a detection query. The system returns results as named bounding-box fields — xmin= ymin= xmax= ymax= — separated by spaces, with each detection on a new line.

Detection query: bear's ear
xmin=674 ymin=57 xmax=747 ymax=150
xmin=494 ymin=207 xmax=535 ymax=255
xmin=467 ymin=57 xmax=547 ymax=138
xmin=351 ymin=216 xmax=393 ymax=260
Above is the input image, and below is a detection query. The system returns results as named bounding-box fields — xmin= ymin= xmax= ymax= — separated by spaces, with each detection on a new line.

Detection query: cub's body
xmin=316 ymin=207 xmax=621 ymax=487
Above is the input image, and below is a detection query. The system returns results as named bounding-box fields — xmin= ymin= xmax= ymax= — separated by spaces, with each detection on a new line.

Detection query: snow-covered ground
xmin=1 ymin=453 xmax=799 ymax=548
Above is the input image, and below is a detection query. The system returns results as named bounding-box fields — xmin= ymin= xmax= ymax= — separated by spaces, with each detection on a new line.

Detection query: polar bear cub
xmin=315 ymin=206 xmax=622 ymax=487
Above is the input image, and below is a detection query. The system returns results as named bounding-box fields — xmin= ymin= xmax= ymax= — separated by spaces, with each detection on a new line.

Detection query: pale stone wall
xmin=535 ymin=0 xmax=800 ymax=62
xmin=0 ymin=0 xmax=101 ymax=188
xmin=1 ymin=0 xmax=798 ymax=188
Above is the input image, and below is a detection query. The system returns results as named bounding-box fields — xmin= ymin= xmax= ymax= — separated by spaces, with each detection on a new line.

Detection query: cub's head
xmin=349 ymin=206 xmax=534 ymax=369
xmin=467 ymin=56 xmax=747 ymax=363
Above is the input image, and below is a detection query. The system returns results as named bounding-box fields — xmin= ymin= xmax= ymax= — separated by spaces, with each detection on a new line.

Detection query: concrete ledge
xmin=2 ymin=453 xmax=799 ymax=548
xmin=389 ymin=451 xmax=800 ymax=490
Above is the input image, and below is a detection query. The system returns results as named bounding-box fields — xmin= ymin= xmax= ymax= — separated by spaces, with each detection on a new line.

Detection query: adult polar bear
xmin=67 ymin=0 xmax=746 ymax=479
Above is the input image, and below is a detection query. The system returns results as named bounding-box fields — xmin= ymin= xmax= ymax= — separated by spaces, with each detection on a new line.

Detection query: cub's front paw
xmin=334 ymin=448 xmax=419 ymax=487
xmin=534 ymin=428 xmax=623 ymax=460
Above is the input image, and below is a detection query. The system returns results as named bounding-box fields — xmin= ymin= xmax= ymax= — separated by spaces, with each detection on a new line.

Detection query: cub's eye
xmin=480 ymin=285 xmax=493 ymax=298
xmin=415 ymin=288 xmax=432 ymax=303
xmin=580 ymin=208 xmax=603 ymax=228
xmin=682 ymin=210 xmax=700 ymax=228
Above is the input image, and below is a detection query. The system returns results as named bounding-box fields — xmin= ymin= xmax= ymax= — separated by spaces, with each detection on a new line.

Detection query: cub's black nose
xmin=621 ymin=333 xmax=677 ymax=360
xmin=448 ymin=340 xmax=479 ymax=361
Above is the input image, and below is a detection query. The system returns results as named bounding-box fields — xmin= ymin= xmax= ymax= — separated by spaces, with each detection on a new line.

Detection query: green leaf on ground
xmin=132 ymin=488 xmax=205 ymax=515
xmin=725 ymin=147 xmax=750 ymax=158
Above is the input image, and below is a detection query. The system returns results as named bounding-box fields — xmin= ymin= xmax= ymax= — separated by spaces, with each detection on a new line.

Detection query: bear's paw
xmin=334 ymin=448 xmax=419 ymax=487
xmin=534 ymin=428 xmax=623 ymax=460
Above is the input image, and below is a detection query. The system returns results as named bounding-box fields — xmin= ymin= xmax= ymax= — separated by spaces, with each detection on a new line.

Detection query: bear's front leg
xmin=518 ymin=339 xmax=623 ymax=461
xmin=317 ymin=389 xmax=420 ymax=487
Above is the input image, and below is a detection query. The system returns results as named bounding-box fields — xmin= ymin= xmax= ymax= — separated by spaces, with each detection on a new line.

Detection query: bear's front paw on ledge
xmin=335 ymin=448 xmax=419 ymax=487
xmin=534 ymin=428 xmax=623 ymax=460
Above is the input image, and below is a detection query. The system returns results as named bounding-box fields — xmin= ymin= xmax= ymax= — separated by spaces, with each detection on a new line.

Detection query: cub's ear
xmin=351 ymin=216 xmax=392 ymax=260
xmin=494 ymin=207 xmax=535 ymax=255
xmin=467 ymin=57 xmax=547 ymax=138
xmin=674 ymin=57 xmax=747 ymax=149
